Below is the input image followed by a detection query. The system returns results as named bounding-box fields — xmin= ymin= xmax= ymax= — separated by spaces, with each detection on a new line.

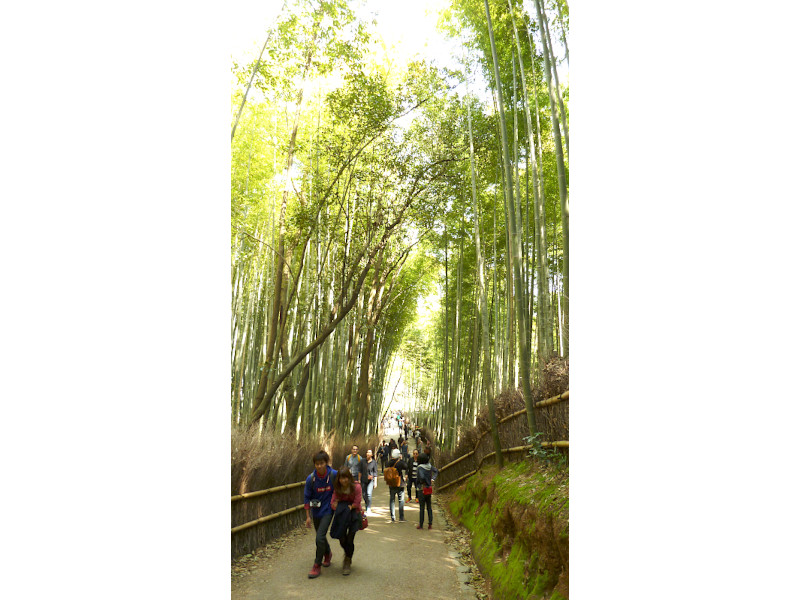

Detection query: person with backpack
xmin=329 ymin=468 xmax=363 ymax=576
xmin=406 ymin=448 xmax=420 ymax=503
xmin=304 ymin=450 xmax=337 ymax=578
xmin=384 ymin=448 xmax=408 ymax=522
xmin=415 ymin=453 xmax=439 ymax=530
xmin=343 ymin=444 xmax=364 ymax=482
xmin=361 ymin=448 xmax=378 ymax=515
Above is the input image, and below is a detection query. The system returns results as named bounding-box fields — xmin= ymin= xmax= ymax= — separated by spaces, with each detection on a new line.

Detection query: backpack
xmin=383 ymin=458 xmax=402 ymax=487
xmin=344 ymin=454 xmax=362 ymax=474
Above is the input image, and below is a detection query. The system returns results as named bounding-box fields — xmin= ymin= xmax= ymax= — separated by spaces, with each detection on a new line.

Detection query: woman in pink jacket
xmin=330 ymin=469 xmax=363 ymax=575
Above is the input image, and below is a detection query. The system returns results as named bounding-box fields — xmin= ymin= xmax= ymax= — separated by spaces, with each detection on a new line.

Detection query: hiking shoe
xmin=342 ymin=556 xmax=351 ymax=576
xmin=322 ymin=552 xmax=332 ymax=567
xmin=308 ymin=563 xmax=321 ymax=578
xmin=428 ymin=524 xmax=433 ymax=530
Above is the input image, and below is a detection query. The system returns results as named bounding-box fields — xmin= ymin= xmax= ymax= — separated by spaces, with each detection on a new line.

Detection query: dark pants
xmin=406 ymin=477 xmax=418 ymax=499
xmin=338 ymin=518 xmax=358 ymax=558
xmin=312 ymin=513 xmax=333 ymax=565
xmin=419 ymin=493 xmax=433 ymax=525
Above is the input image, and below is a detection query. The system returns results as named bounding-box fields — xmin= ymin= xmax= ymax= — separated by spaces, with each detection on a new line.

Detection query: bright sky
xmin=229 ymin=0 xmax=565 ymax=113
xmin=227 ymin=0 xmax=501 ymax=108
xmin=230 ymin=0 xmax=461 ymax=73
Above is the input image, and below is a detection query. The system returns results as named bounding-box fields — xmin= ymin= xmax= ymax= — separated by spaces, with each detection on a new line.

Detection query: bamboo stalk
xmin=231 ymin=504 xmax=305 ymax=534
xmin=499 ymin=408 xmax=527 ymax=424
xmin=437 ymin=469 xmax=478 ymax=493
xmin=438 ymin=449 xmax=476 ymax=473
xmin=478 ymin=445 xmax=533 ymax=469
xmin=535 ymin=389 xmax=569 ymax=408
xmin=541 ymin=441 xmax=569 ymax=448
xmin=231 ymin=480 xmax=305 ymax=503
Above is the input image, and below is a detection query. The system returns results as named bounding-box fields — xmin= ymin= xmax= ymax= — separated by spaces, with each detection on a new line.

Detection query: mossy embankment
xmin=446 ymin=460 xmax=569 ymax=600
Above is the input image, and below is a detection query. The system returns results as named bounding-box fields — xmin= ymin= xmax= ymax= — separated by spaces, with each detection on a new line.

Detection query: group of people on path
xmin=303 ymin=436 xmax=439 ymax=579
xmin=381 ymin=410 xmax=423 ymax=442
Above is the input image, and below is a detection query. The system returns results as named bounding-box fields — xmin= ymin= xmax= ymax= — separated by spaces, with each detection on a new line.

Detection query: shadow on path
xmin=232 ymin=427 xmax=476 ymax=600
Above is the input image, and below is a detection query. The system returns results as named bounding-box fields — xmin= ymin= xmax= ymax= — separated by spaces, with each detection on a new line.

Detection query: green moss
xmin=447 ymin=460 xmax=569 ymax=600
xmin=550 ymin=591 xmax=567 ymax=600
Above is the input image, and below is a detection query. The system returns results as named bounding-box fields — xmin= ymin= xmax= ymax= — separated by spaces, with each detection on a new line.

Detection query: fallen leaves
xmin=231 ymin=525 xmax=308 ymax=579
xmin=436 ymin=495 xmax=491 ymax=599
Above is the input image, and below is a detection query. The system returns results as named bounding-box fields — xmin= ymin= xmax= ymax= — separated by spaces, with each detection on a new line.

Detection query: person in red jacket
xmin=330 ymin=468 xmax=363 ymax=575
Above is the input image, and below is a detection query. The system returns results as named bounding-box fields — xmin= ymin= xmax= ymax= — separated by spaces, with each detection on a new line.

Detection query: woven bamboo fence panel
xmin=435 ymin=390 xmax=568 ymax=491
xmin=231 ymin=482 xmax=306 ymax=559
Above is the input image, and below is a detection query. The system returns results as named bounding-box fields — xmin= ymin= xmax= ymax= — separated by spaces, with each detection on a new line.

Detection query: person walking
xmin=400 ymin=437 xmax=410 ymax=461
xmin=329 ymin=469 xmax=363 ymax=576
xmin=343 ymin=444 xmax=364 ymax=482
xmin=304 ymin=451 xmax=337 ymax=578
xmin=361 ymin=449 xmax=378 ymax=515
xmin=415 ymin=453 xmax=439 ymax=530
xmin=423 ymin=440 xmax=433 ymax=459
xmin=377 ymin=441 xmax=388 ymax=472
xmin=385 ymin=448 xmax=408 ymax=523
xmin=406 ymin=449 xmax=420 ymax=503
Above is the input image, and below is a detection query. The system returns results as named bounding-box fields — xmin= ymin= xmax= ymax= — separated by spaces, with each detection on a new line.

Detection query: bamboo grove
xmin=231 ymin=0 xmax=569 ymax=451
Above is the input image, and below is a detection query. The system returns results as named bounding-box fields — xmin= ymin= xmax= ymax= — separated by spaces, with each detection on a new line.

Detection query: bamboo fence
xmin=231 ymin=390 xmax=567 ymax=558
xmin=434 ymin=389 xmax=568 ymax=491
xmin=231 ymin=480 xmax=307 ymax=558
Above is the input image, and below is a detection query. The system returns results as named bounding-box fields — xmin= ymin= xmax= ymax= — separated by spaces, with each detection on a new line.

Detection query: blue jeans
xmin=364 ymin=480 xmax=374 ymax=511
xmin=389 ymin=486 xmax=404 ymax=520
xmin=312 ymin=512 xmax=333 ymax=565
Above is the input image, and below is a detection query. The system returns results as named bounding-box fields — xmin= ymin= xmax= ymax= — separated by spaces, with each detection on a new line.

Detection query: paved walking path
xmin=232 ymin=427 xmax=476 ymax=600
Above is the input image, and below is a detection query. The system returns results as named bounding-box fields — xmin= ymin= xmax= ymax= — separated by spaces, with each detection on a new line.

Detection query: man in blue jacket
xmin=304 ymin=450 xmax=337 ymax=578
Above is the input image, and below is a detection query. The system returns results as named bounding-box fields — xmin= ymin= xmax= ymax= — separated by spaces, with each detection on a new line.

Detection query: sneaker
xmin=414 ymin=498 xmax=419 ymax=503
xmin=428 ymin=524 xmax=433 ymax=530
xmin=308 ymin=563 xmax=321 ymax=578
xmin=322 ymin=552 xmax=332 ymax=567
xmin=399 ymin=518 xmax=407 ymax=522
xmin=416 ymin=523 xmax=422 ymax=529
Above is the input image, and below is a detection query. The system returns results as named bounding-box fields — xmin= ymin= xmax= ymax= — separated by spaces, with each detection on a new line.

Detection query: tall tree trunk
xmin=555 ymin=0 xmax=569 ymax=66
xmin=538 ymin=0 xmax=569 ymax=158
xmin=483 ymin=0 xmax=538 ymax=435
xmin=532 ymin=0 xmax=569 ymax=356
xmin=354 ymin=248 xmax=386 ymax=435
xmin=507 ymin=0 xmax=553 ymax=367
xmin=250 ymin=35 xmax=317 ymax=423
xmin=467 ymin=94 xmax=504 ymax=466
xmin=448 ymin=228 xmax=464 ymax=449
